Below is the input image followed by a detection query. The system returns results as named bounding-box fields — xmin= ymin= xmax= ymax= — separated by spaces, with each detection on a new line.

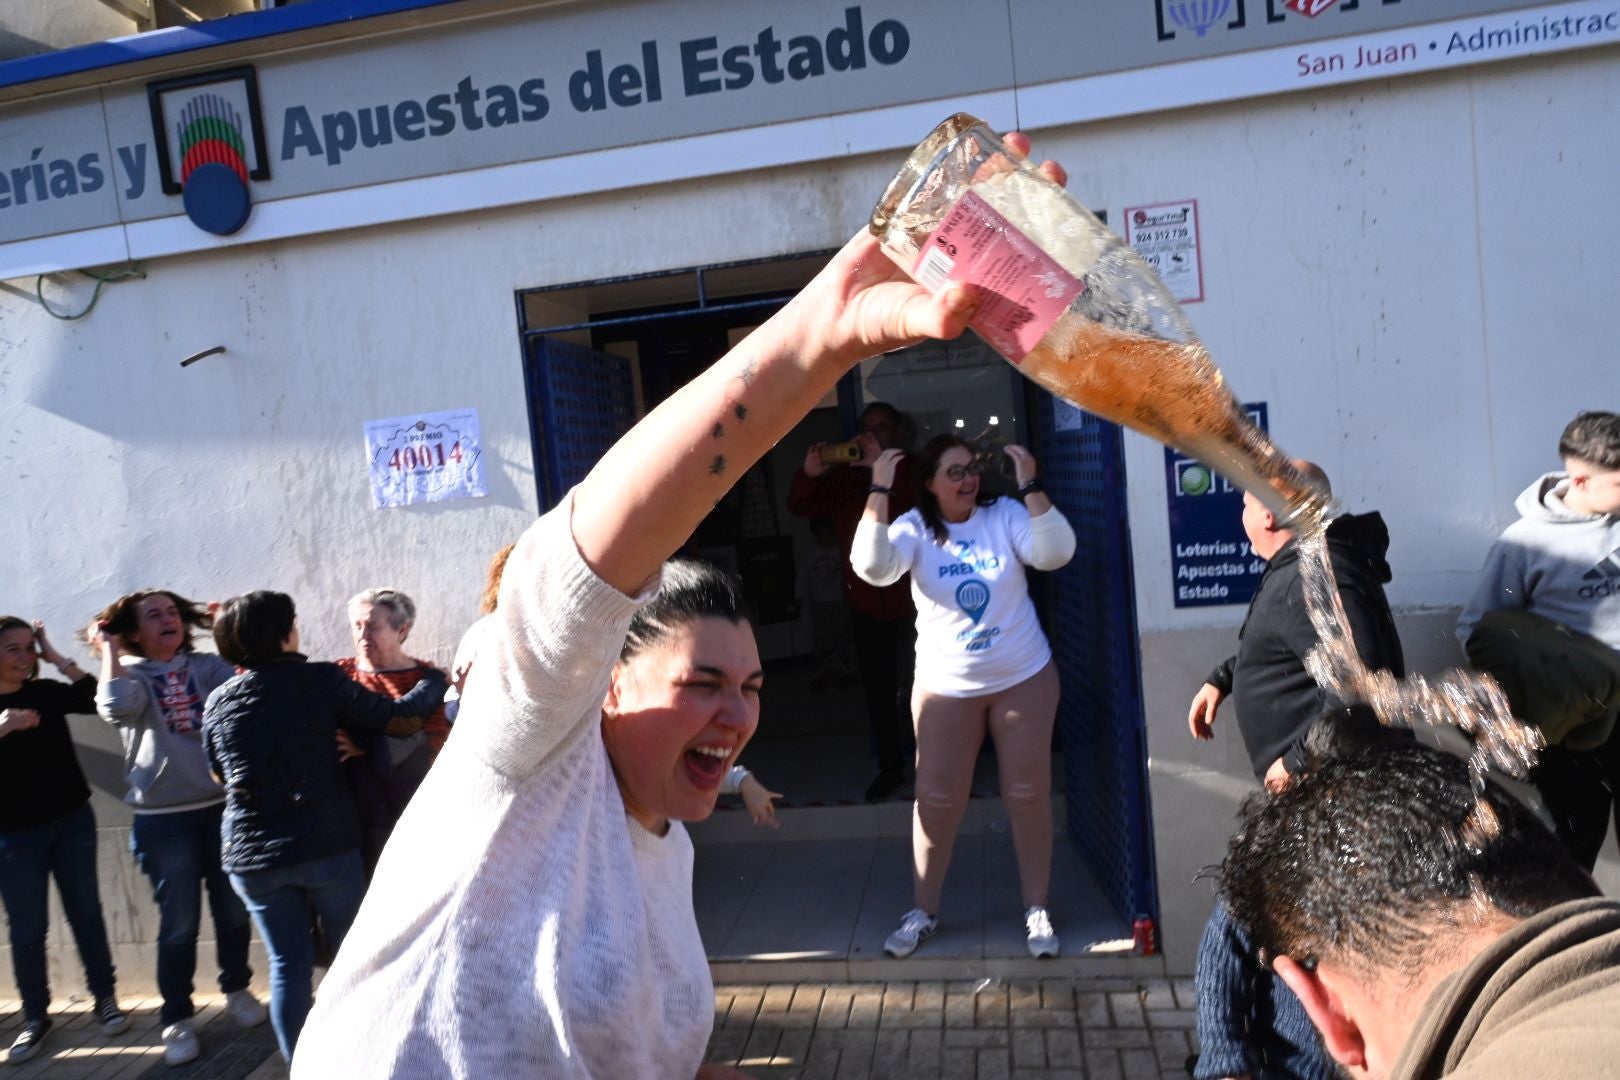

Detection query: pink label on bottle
xmin=911 ymin=189 xmax=1083 ymax=363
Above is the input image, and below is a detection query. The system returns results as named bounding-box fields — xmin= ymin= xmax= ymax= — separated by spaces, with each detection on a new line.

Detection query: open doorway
xmin=515 ymin=249 xmax=1157 ymax=936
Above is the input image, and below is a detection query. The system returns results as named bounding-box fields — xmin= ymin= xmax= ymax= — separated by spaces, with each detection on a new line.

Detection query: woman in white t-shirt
xmin=852 ymin=435 xmax=1076 ymax=960
xmin=291 ymin=130 xmax=1071 ymax=1080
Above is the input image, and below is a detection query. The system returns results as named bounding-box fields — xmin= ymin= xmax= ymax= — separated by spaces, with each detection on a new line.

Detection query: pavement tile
xmin=978 ymin=1046 xmax=1012 ymax=1080
xmin=1140 ymin=981 xmax=1176 ymax=1012
xmin=1171 ymin=979 xmax=1197 ymax=1010
xmin=1076 ymin=991 xmax=1111 ymax=1027
xmin=1108 ymin=991 xmax=1147 ymax=1028
xmin=1085 ymin=1049 xmax=1125 ymax=1080
xmin=1121 ymin=1048 xmax=1160 ymax=1080
xmin=1045 ymin=1029 xmax=1083 ymax=1067
xmin=1146 ymin=1008 xmax=1197 ymax=1030
xmin=1012 ymin=1029 xmax=1046 ymax=1069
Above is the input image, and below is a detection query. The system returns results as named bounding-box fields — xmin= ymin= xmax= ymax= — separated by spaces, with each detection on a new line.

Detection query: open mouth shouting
xmin=683 ymin=743 xmax=734 ymax=790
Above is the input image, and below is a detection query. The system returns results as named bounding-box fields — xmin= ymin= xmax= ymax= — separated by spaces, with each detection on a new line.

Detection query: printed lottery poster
xmin=364 ymin=408 xmax=487 ymax=509
xmin=1124 ymin=199 xmax=1203 ymax=304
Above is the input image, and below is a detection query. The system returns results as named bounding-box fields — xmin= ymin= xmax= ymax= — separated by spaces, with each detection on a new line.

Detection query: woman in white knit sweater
xmin=851 ymin=436 xmax=1076 ymax=961
xmin=293 ymin=135 xmax=1071 ymax=1080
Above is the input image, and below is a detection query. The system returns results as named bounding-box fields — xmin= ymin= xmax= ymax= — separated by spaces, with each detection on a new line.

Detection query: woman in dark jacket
xmin=0 ymin=616 xmax=129 ymax=1065
xmin=202 ymin=591 xmax=445 ymax=1064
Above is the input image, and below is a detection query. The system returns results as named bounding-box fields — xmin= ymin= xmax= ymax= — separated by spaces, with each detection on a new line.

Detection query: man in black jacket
xmin=1187 ymin=460 xmax=1406 ymax=790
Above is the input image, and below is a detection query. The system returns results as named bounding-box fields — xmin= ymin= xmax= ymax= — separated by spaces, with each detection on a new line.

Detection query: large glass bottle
xmin=869 ymin=113 xmax=1327 ymax=528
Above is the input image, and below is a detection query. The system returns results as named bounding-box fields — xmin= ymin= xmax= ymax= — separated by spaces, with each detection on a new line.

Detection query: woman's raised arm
xmin=572 ymin=134 xmax=1065 ymax=596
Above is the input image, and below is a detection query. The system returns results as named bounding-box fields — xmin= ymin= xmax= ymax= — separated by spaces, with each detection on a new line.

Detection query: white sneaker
xmin=161 ymin=1020 xmax=199 ymax=1067
xmin=226 ymin=989 xmax=267 ymax=1028
xmin=1025 ymin=906 xmax=1061 ymax=958
xmin=883 ymin=907 xmax=938 ymax=958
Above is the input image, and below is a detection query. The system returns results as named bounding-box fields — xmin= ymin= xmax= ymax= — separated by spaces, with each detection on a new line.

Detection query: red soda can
xmin=1132 ymin=915 xmax=1158 ymax=956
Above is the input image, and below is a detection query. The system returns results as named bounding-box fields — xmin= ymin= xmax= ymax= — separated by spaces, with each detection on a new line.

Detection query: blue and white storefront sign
xmin=1164 ymin=402 xmax=1269 ymax=608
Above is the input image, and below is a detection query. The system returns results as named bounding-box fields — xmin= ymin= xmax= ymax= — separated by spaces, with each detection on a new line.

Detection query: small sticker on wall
xmin=364 ymin=408 xmax=486 ymax=508
xmin=1124 ymin=199 xmax=1203 ymax=304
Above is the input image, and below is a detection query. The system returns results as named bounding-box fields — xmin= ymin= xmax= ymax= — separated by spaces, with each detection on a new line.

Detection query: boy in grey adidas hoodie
xmin=1458 ymin=411 xmax=1620 ymax=869
xmin=92 ymin=590 xmax=267 ymax=1065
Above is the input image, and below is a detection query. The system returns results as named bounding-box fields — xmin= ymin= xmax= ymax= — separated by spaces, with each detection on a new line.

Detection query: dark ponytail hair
xmin=620 ymin=560 xmax=751 ymax=662
xmin=915 ymin=434 xmax=997 ymax=545
xmin=213 ymin=591 xmax=297 ymax=669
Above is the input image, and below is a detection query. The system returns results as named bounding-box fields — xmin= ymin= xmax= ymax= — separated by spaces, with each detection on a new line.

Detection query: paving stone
xmin=818 ymin=987 xmax=855 ymax=1029
xmin=773 ymin=1029 xmax=814 ymax=1067
xmin=1150 ymin=1028 xmax=1191 ymax=1066
xmin=847 ymin=989 xmax=883 ymax=1029
xmin=760 ymin=984 xmax=796 ymax=1017
xmin=1139 ymin=980 xmax=1176 ymax=1012
xmin=800 ymin=1039 xmax=842 ymax=1080
xmin=1012 ymin=1029 xmax=1047 ymax=1069
xmin=1085 ymin=1049 xmax=1125 ymax=1080
xmin=1109 ymin=991 xmax=1147 ymax=1028
xmin=976 ymin=987 xmax=1009 ymax=1027
xmin=941 ymin=1047 xmax=977 ymax=1080
xmin=1121 ymin=1048 xmax=1160 ymax=1080
xmin=707 ymin=1028 xmax=749 ymax=1065
xmin=741 ymin=1025 xmax=783 ymax=1066
xmin=945 ymin=990 xmax=976 ymax=1029
xmin=1076 ymin=991 xmax=1111 ymax=1027
xmin=1045 ymin=1029 xmax=1083 ymax=1067
xmin=871 ymin=1029 xmax=911 ymax=1077
xmin=1147 ymin=1008 xmax=1197 ymax=1030
xmin=1084 ymin=1028 xmax=1154 ymax=1050
xmin=908 ymin=1028 xmax=943 ymax=1073
xmin=914 ymin=982 xmax=947 ymax=1012
xmin=1040 ymin=980 xmax=1075 ymax=1012
xmin=725 ymin=988 xmax=765 ymax=1028
xmin=945 ymin=1028 xmax=1011 ymax=1049
xmin=879 ymin=983 xmax=916 ymax=1027
xmin=1008 ymin=981 xmax=1042 ymax=1014
xmin=783 ymin=986 xmax=825 ymax=1028
xmin=1171 ymin=979 xmax=1197 ymax=1010
xmin=979 ymin=1047 xmax=1012 ymax=1080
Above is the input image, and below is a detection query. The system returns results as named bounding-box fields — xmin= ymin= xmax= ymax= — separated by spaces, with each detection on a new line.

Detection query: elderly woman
xmin=853 ymin=435 xmax=1076 ymax=960
xmin=0 ymin=617 xmax=128 ymax=1066
xmin=203 ymin=591 xmax=447 ymax=1064
xmin=93 ymin=590 xmax=266 ymax=1066
xmin=336 ymin=587 xmax=448 ymax=873
xmin=291 ymin=134 xmax=1069 ymax=1079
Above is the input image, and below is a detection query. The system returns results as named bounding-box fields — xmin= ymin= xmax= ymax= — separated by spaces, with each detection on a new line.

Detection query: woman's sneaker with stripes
xmin=883 ymin=907 xmax=938 ymax=958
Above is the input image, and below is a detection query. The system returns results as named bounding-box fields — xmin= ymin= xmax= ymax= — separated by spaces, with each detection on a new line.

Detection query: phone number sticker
xmin=1124 ymin=199 xmax=1203 ymax=304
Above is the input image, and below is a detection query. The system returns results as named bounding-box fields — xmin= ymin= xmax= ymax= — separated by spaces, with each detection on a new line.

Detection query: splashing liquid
xmin=1294 ymin=529 xmax=1541 ymax=848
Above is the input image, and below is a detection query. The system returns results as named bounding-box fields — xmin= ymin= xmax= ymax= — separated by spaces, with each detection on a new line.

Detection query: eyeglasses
xmin=942 ymin=462 xmax=983 ymax=482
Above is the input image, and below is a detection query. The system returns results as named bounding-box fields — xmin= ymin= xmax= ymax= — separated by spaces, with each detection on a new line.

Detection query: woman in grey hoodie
xmin=93 ymin=590 xmax=267 ymax=1067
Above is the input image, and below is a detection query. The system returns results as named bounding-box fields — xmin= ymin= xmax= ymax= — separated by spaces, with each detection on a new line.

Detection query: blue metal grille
xmin=526 ymin=338 xmax=636 ymax=511
xmin=1036 ymin=399 xmax=1158 ymax=926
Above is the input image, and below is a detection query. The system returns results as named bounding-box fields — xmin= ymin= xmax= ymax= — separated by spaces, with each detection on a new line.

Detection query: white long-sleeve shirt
xmin=852 ymin=497 xmax=1076 ymax=696
xmin=293 ymin=492 xmax=712 ymax=1079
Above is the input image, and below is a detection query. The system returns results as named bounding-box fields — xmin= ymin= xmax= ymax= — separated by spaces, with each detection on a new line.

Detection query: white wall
xmin=1074 ymin=50 xmax=1620 ymax=969
xmin=2 ymin=44 xmax=1615 ymax=985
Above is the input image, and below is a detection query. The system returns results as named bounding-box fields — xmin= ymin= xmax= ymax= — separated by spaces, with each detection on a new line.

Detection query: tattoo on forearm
xmin=733 ymin=403 xmax=747 ymax=422
xmin=735 ymin=359 xmax=758 ymax=389
xmin=709 ymin=455 xmax=727 ymax=476
xmin=712 ymin=421 xmax=726 ymax=439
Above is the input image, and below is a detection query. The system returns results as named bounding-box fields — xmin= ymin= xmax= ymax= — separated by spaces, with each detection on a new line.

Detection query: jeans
xmin=130 ymin=803 xmax=254 ymax=1024
xmin=0 ymin=803 xmax=117 ymax=1020
xmin=230 ymin=850 xmax=367 ymax=1063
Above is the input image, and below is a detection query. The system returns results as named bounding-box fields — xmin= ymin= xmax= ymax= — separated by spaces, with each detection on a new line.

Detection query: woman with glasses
xmin=852 ymin=434 xmax=1076 ymax=959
